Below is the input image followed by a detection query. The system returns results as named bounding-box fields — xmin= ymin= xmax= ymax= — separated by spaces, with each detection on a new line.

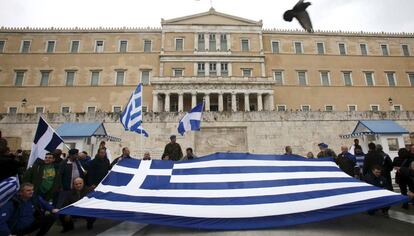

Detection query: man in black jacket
xmin=364 ymin=165 xmax=391 ymax=216
xmin=110 ymin=147 xmax=132 ymax=169
xmin=86 ymin=148 xmax=110 ymax=188
xmin=363 ymin=143 xmax=384 ymax=176
xmin=162 ymin=135 xmax=183 ymax=161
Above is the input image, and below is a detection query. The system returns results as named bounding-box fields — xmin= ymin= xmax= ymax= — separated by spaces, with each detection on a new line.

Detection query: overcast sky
xmin=0 ymin=0 xmax=413 ymax=32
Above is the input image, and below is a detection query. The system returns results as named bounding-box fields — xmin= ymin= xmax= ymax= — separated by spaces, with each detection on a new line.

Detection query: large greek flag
xmin=177 ymin=102 xmax=203 ymax=135
xmin=28 ymin=117 xmax=63 ymax=167
xmin=60 ymin=153 xmax=407 ymax=230
xmin=120 ymin=83 xmax=148 ymax=137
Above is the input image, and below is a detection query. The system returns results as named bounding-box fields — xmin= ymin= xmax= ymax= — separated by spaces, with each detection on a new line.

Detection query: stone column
xmin=244 ymin=93 xmax=250 ymax=111
xmin=205 ymin=33 xmax=209 ymax=51
xmin=152 ymin=92 xmax=158 ymax=112
xmin=205 ymin=62 xmax=209 ymax=77
xmin=231 ymin=92 xmax=237 ymax=112
xmin=257 ymin=93 xmax=263 ymax=111
xmin=204 ymin=93 xmax=210 ymax=111
xmin=218 ymin=92 xmax=224 ymax=112
xmin=268 ymin=92 xmax=274 ymax=111
xmin=164 ymin=93 xmax=170 ymax=112
xmin=178 ymin=92 xmax=184 ymax=112
xmin=191 ymin=92 xmax=197 ymax=108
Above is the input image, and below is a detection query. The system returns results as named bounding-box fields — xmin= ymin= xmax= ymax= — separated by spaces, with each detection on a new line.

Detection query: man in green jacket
xmin=162 ymin=135 xmax=183 ymax=161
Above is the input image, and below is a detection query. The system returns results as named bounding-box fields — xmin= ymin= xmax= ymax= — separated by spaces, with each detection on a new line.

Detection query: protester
xmin=183 ymin=148 xmax=197 ymax=160
xmin=284 ymin=146 xmax=293 ymax=155
xmin=23 ymin=153 xmax=59 ymax=201
xmin=78 ymin=151 xmax=92 ymax=168
xmin=99 ymin=141 xmax=112 ymax=162
xmin=376 ymin=144 xmax=394 ymax=191
xmin=86 ymin=148 xmax=110 ymax=188
xmin=393 ymin=147 xmax=414 ymax=209
xmin=317 ymin=143 xmax=337 ymax=158
xmin=59 ymin=178 xmax=95 ymax=232
xmin=336 ymin=146 xmax=356 ymax=177
xmin=306 ymin=152 xmax=315 ymax=158
xmin=53 ymin=149 xmax=64 ymax=164
xmin=56 ymin=149 xmax=86 ymax=208
xmin=162 ymin=135 xmax=183 ymax=161
xmin=0 ymin=183 xmax=58 ymax=236
xmin=363 ymin=143 xmax=384 ymax=176
xmin=0 ymin=136 xmax=24 ymax=181
xmin=110 ymin=147 xmax=132 ymax=169
xmin=143 ymin=151 xmax=151 ymax=160
xmin=364 ymin=165 xmax=390 ymax=216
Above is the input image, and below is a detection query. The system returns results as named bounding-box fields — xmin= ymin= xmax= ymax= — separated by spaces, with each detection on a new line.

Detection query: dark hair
xmin=371 ymin=165 xmax=382 ymax=171
xmin=354 ymin=139 xmax=359 ymax=142
xmin=368 ymin=142 xmax=376 ymax=150
xmin=122 ymin=147 xmax=129 ymax=152
xmin=398 ymin=148 xmax=409 ymax=158
xmin=186 ymin=147 xmax=193 ymax=153
xmin=45 ymin=152 xmax=54 ymax=157
xmin=82 ymin=151 xmax=88 ymax=155
xmin=100 ymin=141 xmax=106 ymax=145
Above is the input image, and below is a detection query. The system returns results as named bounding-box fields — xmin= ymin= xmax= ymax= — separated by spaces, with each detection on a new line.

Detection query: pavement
xmin=44 ymin=205 xmax=414 ymax=236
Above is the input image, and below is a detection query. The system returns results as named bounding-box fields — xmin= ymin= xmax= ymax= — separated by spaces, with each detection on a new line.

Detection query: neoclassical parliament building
xmin=1 ymin=8 xmax=414 ymax=115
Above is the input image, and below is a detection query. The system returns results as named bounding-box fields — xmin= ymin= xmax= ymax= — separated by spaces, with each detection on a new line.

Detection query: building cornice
xmin=0 ymin=26 xmax=162 ymax=33
xmin=263 ymin=28 xmax=414 ymax=38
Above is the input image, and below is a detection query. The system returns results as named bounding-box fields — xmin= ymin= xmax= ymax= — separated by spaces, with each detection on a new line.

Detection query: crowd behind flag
xmin=120 ymin=83 xmax=149 ymax=137
xmin=27 ymin=117 xmax=64 ymax=167
xmin=178 ymin=102 xmax=204 ymax=135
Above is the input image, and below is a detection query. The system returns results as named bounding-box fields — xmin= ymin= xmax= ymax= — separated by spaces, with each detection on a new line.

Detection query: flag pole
xmin=140 ymin=84 xmax=144 ymax=159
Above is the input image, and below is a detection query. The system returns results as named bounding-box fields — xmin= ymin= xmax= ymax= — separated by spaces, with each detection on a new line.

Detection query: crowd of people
xmin=1 ymin=130 xmax=414 ymax=235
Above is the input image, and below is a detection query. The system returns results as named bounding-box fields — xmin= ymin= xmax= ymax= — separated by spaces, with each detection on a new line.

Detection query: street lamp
xmin=388 ymin=97 xmax=393 ymax=106
xmin=21 ymin=98 xmax=27 ymax=107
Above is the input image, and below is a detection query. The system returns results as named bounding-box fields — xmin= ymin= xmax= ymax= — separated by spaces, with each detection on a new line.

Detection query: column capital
xmin=152 ymin=91 xmax=159 ymax=95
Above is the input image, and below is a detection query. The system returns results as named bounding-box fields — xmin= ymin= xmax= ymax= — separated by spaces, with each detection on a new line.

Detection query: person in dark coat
xmin=336 ymin=146 xmax=356 ymax=177
xmin=376 ymin=144 xmax=394 ymax=191
xmin=364 ymin=165 xmax=391 ymax=216
xmin=86 ymin=148 xmax=110 ymax=188
xmin=59 ymin=177 xmax=95 ymax=232
xmin=78 ymin=151 xmax=92 ymax=169
xmin=110 ymin=147 xmax=132 ymax=169
xmin=0 ymin=183 xmax=58 ymax=236
xmin=0 ymin=137 xmax=25 ymax=181
xmin=23 ymin=153 xmax=59 ymax=201
xmin=53 ymin=149 xmax=64 ymax=164
xmin=162 ymin=135 xmax=183 ymax=161
xmin=393 ymin=147 xmax=414 ymax=209
xmin=316 ymin=143 xmax=337 ymax=158
xmin=363 ymin=143 xmax=384 ymax=176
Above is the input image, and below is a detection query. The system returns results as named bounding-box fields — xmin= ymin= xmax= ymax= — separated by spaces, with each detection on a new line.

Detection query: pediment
xmin=162 ymin=8 xmax=262 ymax=26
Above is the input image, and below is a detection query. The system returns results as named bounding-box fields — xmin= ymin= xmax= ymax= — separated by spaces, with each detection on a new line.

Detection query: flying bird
xmin=283 ymin=0 xmax=314 ymax=33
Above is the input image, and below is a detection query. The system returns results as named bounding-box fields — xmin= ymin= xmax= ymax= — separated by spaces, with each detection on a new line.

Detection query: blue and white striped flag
xmin=177 ymin=103 xmax=204 ymax=135
xmin=28 ymin=117 xmax=64 ymax=167
xmin=0 ymin=176 xmax=19 ymax=207
xmin=60 ymin=153 xmax=407 ymax=230
xmin=120 ymin=83 xmax=148 ymax=137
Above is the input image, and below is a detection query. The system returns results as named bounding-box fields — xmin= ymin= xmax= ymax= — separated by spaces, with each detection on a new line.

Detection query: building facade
xmin=1 ymin=8 xmax=414 ymax=114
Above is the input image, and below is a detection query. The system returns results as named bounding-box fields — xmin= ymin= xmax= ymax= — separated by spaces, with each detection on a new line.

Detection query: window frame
xmin=45 ymin=40 xmax=56 ymax=53
xmin=380 ymin=44 xmax=389 ymax=56
xmin=197 ymin=63 xmax=205 ymax=77
xmin=319 ymin=70 xmax=331 ymax=86
xmin=347 ymin=104 xmax=358 ymax=112
xmin=173 ymin=68 xmax=184 ymax=77
xmin=273 ymin=70 xmax=284 ymax=85
xmin=70 ymin=40 xmax=80 ymax=53
xmin=0 ymin=40 xmax=5 ymax=53
xmin=385 ymin=71 xmax=397 ymax=86
xmin=363 ymin=71 xmax=375 ymax=86
xmin=175 ymin=37 xmax=184 ymax=51
xmin=276 ymin=104 xmax=287 ymax=112
xmin=65 ymin=70 xmax=76 ymax=86
xmin=316 ymin=42 xmax=325 ymax=54
xmin=338 ymin=42 xmax=347 ymax=55
xmin=86 ymin=106 xmax=97 ymax=113
xmin=61 ymin=106 xmax=71 ymax=113
xmin=301 ymin=105 xmax=311 ymax=112
xmin=40 ymin=70 xmax=51 ymax=86
xmin=401 ymin=44 xmax=410 ymax=56
xmin=8 ymin=106 xmax=18 ymax=114
xmin=242 ymin=68 xmax=252 ymax=77
xmin=143 ymin=39 xmax=152 ymax=52
xmin=359 ymin=43 xmax=368 ymax=56
xmin=119 ymin=40 xmax=128 ymax=53
xmin=95 ymin=40 xmax=104 ymax=53
xmin=90 ymin=70 xmax=100 ymax=86
xmin=241 ymin=39 xmax=250 ymax=52
xmin=271 ymin=40 xmax=280 ymax=53
xmin=293 ymin=41 xmax=304 ymax=54
xmin=20 ymin=40 xmax=32 ymax=53
xmin=297 ymin=70 xmax=308 ymax=86
xmin=112 ymin=105 xmax=122 ymax=113
xmin=370 ymin=104 xmax=380 ymax=112
xmin=393 ymin=104 xmax=402 ymax=111
xmin=140 ymin=69 xmax=151 ymax=85
xmin=34 ymin=106 xmax=45 ymax=113
xmin=324 ymin=105 xmax=334 ymax=112
xmin=14 ymin=70 xmax=26 ymax=86
xmin=220 ymin=63 xmax=228 ymax=77
xmin=342 ymin=71 xmax=353 ymax=86
xmin=115 ymin=69 xmax=126 ymax=86
xmin=407 ymin=72 xmax=414 ymax=86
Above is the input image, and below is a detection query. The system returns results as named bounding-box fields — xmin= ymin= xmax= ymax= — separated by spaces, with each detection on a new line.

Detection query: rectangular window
xmin=113 ymin=106 xmax=122 ymax=113
xmin=14 ymin=71 xmax=25 ymax=86
xmin=241 ymin=39 xmax=249 ymax=52
xmin=360 ymin=43 xmax=368 ymax=56
xmin=242 ymin=69 xmax=252 ymax=77
xmin=325 ymin=105 xmax=334 ymax=112
xmin=173 ymin=69 xmax=183 ymax=77
xmin=66 ymin=71 xmax=75 ymax=86
xmin=40 ymin=71 xmax=50 ymax=86
xmin=95 ymin=40 xmax=104 ymax=53
xmin=381 ymin=44 xmax=389 ymax=56
xmin=402 ymin=44 xmax=410 ymax=56
xmin=393 ymin=105 xmax=402 ymax=112
xmin=294 ymin=42 xmax=303 ymax=54
xmin=175 ymin=38 xmax=183 ymax=51
xmin=320 ymin=71 xmax=330 ymax=86
xmin=221 ymin=63 xmax=228 ymax=77
xmin=8 ymin=107 xmax=17 ymax=114
xmin=141 ymin=70 xmax=150 ymax=85
xmin=91 ymin=71 xmax=100 ymax=86
xmin=298 ymin=71 xmax=307 ymax=85
xmin=209 ymin=34 xmax=216 ymax=51
xmin=274 ymin=71 xmax=283 ymax=85
xmin=387 ymin=138 xmax=399 ymax=151
xmin=119 ymin=40 xmax=128 ymax=53
xmin=364 ymin=72 xmax=374 ymax=86
xmin=316 ymin=42 xmax=325 ymax=54
xmin=116 ymin=70 xmax=125 ymax=86
xmin=87 ymin=106 xmax=96 ymax=113
xmin=386 ymin=72 xmax=396 ymax=86
xmin=197 ymin=63 xmax=205 ymax=76
xmin=370 ymin=105 xmax=380 ymax=112
xmin=142 ymin=106 xmax=148 ymax=113
xmin=220 ymin=34 xmax=227 ymax=51
xmin=144 ymin=40 xmax=152 ymax=52
xmin=348 ymin=105 xmax=357 ymax=112
xmin=35 ymin=107 xmax=44 ymax=113
xmin=61 ymin=107 xmax=70 ymax=113
xmin=70 ymin=40 xmax=80 ymax=53
xmin=339 ymin=43 xmax=347 ymax=55
xmin=21 ymin=40 xmax=31 ymax=53
xmin=198 ymin=34 xmax=205 ymax=52
xmin=0 ymin=40 xmax=5 ymax=53
xmin=209 ymin=63 xmax=217 ymax=76
xmin=408 ymin=73 xmax=414 ymax=86
xmin=301 ymin=105 xmax=310 ymax=112
xmin=272 ymin=41 xmax=280 ymax=53
xmin=342 ymin=71 xmax=352 ymax=86
xmin=46 ymin=41 xmax=55 ymax=53
xmin=277 ymin=105 xmax=286 ymax=112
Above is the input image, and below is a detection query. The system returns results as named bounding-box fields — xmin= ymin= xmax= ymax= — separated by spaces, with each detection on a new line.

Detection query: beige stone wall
xmin=1 ymin=112 xmax=413 ymax=158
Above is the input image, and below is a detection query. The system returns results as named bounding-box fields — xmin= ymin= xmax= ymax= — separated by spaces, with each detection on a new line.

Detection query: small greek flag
xmin=0 ymin=176 xmax=19 ymax=207
xmin=120 ymin=84 xmax=148 ymax=137
xmin=178 ymin=103 xmax=204 ymax=135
